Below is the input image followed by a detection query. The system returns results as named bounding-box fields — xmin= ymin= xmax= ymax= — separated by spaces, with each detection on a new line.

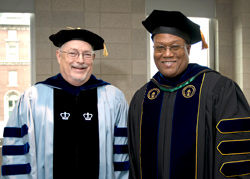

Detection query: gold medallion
xmin=182 ymin=85 xmax=196 ymax=98
xmin=147 ymin=88 xmax=160 ymax=100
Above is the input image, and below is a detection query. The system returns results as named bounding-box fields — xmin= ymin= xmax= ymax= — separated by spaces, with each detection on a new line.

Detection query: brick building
xmin=0 ymin=13 xmax=31 ymax=138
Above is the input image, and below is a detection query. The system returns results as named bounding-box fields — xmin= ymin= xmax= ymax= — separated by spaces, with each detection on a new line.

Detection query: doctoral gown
xmin=128 ymin=63 xmax=250 ymax=179
xmin=1 ymin=74 xmax=129 ymax=179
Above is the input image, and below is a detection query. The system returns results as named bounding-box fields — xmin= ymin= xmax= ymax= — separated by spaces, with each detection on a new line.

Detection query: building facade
xmin=0 ymin=13 xmax=31 ymax=135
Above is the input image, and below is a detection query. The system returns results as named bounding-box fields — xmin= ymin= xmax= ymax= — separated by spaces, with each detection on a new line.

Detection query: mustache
xmin=71 ymin=64 xmax=88 ymax=69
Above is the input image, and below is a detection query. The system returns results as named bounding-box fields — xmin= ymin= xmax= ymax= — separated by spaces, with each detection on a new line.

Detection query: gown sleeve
xmin=128 ymin=85 xmax=147 ymax=179
xmin=212 ymin=76 xmax=250 ymax=178
xmin=127 ymin=93 xmax=139 ymax=179
xmin=1 ymin=87 xmax=38 ymax=179
xmin=113 ymin=89 xmax=130 ymax=179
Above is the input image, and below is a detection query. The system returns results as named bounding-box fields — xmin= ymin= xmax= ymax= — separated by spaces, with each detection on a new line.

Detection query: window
xmin=149 ymin=17 xmax=210 ymax=78
xmin=8 ymin=98 xmax=17 ymax=116
xmin=8 ymin=30 xmax=17 ymax=39
xmin=8 ymin=71 xmax=18 ymax=86
xmin=0 ymin=0 xmax=35 ymax=166
xmin=188 ymin=17 xmax=209 ymax=67
xmin=6 ymin=42 xmax=19 ymax=61
xmin=0 ymin=13 xmax=31 ymax=137
xmin=6 ymin=91 xmax=19 ymax=118
xmin=3 ymin=91 xmax=19 ymax=122
xmin=6 ymin=30 xmax=19 ymax=61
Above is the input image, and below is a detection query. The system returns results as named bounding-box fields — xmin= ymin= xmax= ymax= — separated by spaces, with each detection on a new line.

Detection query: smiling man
xmin=1 ymin=29 xmax=129 ymax=179
xmin=128 ymin=10 xmax=250 ymax=179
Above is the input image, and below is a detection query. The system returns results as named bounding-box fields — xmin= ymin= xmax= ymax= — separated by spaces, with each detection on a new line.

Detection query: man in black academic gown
xmin=128 ymin=10 xmax=250 ymax=179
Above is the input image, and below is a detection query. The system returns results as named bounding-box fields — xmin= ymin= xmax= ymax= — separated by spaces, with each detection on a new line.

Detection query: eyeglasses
xmin=60 ymin=49 xmax=94 ymax=59
xmin=153 ymin=44 xmax=186 ymax=54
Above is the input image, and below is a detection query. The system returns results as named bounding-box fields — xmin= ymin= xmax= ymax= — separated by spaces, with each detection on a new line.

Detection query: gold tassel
xmin=66 ymin=27 xmax=81 ymax=29
xmin=103 ymin=44 xmax=109 ymax=57
xmin=200 ymin=30 xmax=208 ymax=49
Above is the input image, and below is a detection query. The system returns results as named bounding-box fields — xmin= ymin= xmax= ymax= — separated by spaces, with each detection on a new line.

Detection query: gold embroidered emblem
xmin=147 ymin=88 xmax=160 ymax=100
xmin=182 ymin=85 xmax=196 ymax=98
